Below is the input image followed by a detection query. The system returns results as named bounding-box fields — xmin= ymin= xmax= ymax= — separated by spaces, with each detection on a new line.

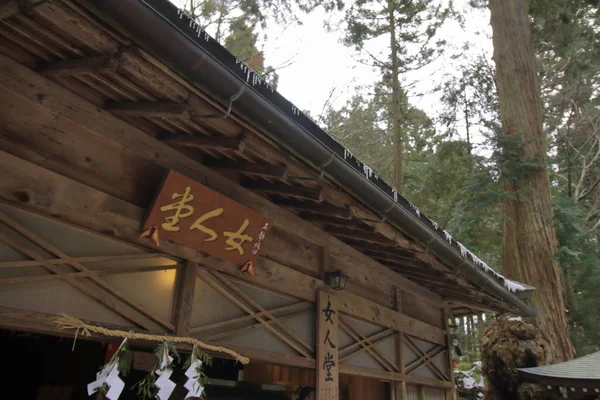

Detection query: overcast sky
xmin=171 ymin=1 xmax=494 ymax=146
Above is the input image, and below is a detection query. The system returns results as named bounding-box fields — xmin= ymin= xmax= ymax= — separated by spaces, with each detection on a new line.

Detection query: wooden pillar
xmin=172 ymin=261 xmax=197 ymax=335
xmin=418 ymin=385 xmax=426 ymax=400
xmin=393 ymin=285 xmax=408 ymax=400
xmin=316 ymin=290 xmax=339 ymax=400
xmin=443 ymin=308 xmax=457 ymax=400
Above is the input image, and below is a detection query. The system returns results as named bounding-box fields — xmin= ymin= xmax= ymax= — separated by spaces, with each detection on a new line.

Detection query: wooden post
xmin=418 ymin=385 xmax=426 ymax=400
xmin=443 ymin=308 xmax=457 ymax=400
xmin=316 ymin=290 xmax=339 ymax=400
xmin=320 ymin=243 xmax=330 ymax=282
xmin=172 ymin=261 xmax=197 ymax=335
xmin=393 ymin=285 xmax=408 ymax=400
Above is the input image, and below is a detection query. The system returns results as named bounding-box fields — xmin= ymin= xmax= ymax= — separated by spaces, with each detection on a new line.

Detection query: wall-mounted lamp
xmin=451 ymin=336 xmax=463 ymax=356
xmin=324 ymin=270 xmax=349 ymax=290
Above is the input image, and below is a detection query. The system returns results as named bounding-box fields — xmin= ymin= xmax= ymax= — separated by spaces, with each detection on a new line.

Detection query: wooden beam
xmin=300 ymin=213 xmax=375 ymax=233
xmin=104 ymin=101 xmax=191 ymax=118
xmin=0 ymin=304 xmax=317 ymax=370
xmin=0 ymin=264 xmax=177 ymax=285
xmin=37 ymin=56 xmax=119 ymax=77
xmin=344 ymin=242 xmax=415 ymax=260
xmin=190 ymin=301 xmax=310 ymax=334
xmin=0 ymin=151 xmax=447 ymax=343
xmin=208 ymin=270 xmax=313 ymax=355
xmin=197 ymin=269 xmax=312 ymax=358
xmin=172 ymin=261 xmax=197 ymax=335
xmin=204 ymin=157 xmax=287 ymax=178
xmin=273 ymin=198 xmax=352 ymax=219
xmin=339 ymin=365 xmax=454 ymax=389
xmin=205 ymin=310 xmax=311 ymax=342
xmin=404 ymin=335 xmax=448 ymax=381
xmin=338 ymin=320 xmax=397 ymax=372
xmin=0 ymin=214 xmax=175 ymax=331
xmin=244 ymin=181 xmax=324 ymax=202
xmin=339 ymin=328 xmax=395 ymax=358
xmin=405 ymin=346 xmax=446 ymax=375
xmin=163 ymin=134 xmax=246 ymax=152
xmin=0 ymin=56 xmax=447 ymax=306
xmin=0 ymin=252 xmax=174 ymax=269
xmin=393 ymin=285 xmax=408 ymax=400
xmin=0 ymin=46 xmax=472 ymax=309
xmin=0 ymin=0 xmax=20 ymax=21
xmin=0 ymin=231 xmax=156 ymax=331
xmin=327 ymin=226 xmax=396 ymax=246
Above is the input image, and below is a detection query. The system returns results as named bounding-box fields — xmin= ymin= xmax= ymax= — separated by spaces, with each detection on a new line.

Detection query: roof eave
xmin=76 ymin=0 xmax=536 ymax=317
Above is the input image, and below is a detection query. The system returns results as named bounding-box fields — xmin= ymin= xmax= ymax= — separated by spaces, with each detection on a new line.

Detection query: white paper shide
xmin=155 ymin=343 xmax=176 ymax=400
xmin=87 ymin=338 xmax=127 ymax=400
xmin=184 ymin=345 xmax=205 ymax=398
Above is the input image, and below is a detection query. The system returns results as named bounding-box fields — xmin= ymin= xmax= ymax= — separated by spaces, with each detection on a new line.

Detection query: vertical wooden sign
xmin=316 ymin=290 xmax=339 ymax=400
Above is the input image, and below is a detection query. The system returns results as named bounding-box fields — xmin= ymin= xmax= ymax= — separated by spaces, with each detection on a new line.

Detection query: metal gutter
xmin=80 ymin=0 xmax=536 ymax=317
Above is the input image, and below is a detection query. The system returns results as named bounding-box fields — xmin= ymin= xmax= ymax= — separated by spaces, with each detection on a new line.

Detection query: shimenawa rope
xmin=53 ymin=313 xmax=250 ymax=364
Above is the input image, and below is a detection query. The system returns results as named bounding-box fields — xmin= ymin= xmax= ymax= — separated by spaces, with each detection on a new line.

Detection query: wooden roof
xmin=0 ymin=0 xmax=522 ymax=316
xmin=519 ymin=352 xmax=600 ymax=382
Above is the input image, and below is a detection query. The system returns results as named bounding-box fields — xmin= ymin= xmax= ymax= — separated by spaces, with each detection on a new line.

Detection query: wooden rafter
xmin=346 ymin=242 xmax=415 ymax=259
xmin=163 ymin=134 xmax=246 ymax=152
xmin=244 ymin=180 xmax=324 ymax=202
xmin=0 ymin=1 xmax=20 ymax=21
xmin=104 ymin=101 xmax=191 ymax=118
xmin=204 ymin=157 xmax=288 ymax=178
xmin=272 ymin=198 xmax=352 ymax=219
xmin=299 ymin=213 xmax=375 ymax=233
xmin=327 ymin=226 xmax=396 ymax=246
xmin=0 ymin=213 xmax=175 ymax=331
xmin=338 ymin=318 xmax=398 ymax=372
xmin=37 ymin=55 xmax=119 ymax=77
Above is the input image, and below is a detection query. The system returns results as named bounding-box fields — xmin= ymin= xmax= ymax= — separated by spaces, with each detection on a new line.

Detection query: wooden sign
xmin=316 ymin=290 xmax=339 ymax=400
xmin=144 ymin=170 xmax=272 ymax=265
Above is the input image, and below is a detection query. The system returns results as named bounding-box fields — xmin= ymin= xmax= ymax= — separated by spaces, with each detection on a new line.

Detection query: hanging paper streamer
xmin=184 ymin=345 xmax=205 ymax=398
xmin=155 ymin=342 xmax=176 ymax=400
xmin=87 ymin=338 xmax=127 ymax=400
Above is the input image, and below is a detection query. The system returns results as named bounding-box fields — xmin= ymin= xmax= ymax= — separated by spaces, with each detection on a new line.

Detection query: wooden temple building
xmin=0 ymin=0 xmax=535 ymax=399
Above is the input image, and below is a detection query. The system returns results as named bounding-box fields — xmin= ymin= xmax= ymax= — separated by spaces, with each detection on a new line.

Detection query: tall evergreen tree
xmin=489 ymin=0 xmax=574 ymax=361
xmin=342 ymin=0 xmax=451 ymax=192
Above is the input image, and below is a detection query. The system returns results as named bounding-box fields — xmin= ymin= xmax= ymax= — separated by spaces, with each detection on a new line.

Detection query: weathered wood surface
xmin=0 ymin=150 xmax=446 ymax=344
xmin=172 ymin=261 xmax=197 ymax=335
xmin=0 ymin=52 xmax=445 ymax=310
xmin=316 ymin=290 xmax=340 ymax=400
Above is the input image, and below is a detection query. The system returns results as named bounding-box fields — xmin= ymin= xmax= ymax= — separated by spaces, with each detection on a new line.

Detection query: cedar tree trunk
xmin=489 ymin=0 xmax=574 ymax=361
xmin=388 ymin=2 xmax=404 ymax=193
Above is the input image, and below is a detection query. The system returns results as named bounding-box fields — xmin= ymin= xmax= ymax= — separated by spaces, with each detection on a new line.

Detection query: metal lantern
xmin=324 ymin=270 xmax=349 ymax=290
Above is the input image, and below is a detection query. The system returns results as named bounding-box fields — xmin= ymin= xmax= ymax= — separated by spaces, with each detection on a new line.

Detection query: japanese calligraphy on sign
xmin=316 ymin=290 xmax=339 ymax=400
xmin=144 ymin=170 xmax=272 ymax=265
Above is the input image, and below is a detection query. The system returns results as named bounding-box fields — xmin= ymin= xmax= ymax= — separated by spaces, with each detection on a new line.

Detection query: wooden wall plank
xmin=0 ymin=52 xmax=444 ymax=308
xmin=0 ymin=150 xmax=445 ymax=344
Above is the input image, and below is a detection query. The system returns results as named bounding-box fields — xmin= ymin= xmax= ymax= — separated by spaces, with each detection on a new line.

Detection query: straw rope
xmin=53 ymin=313 xmax=249 ymax=364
